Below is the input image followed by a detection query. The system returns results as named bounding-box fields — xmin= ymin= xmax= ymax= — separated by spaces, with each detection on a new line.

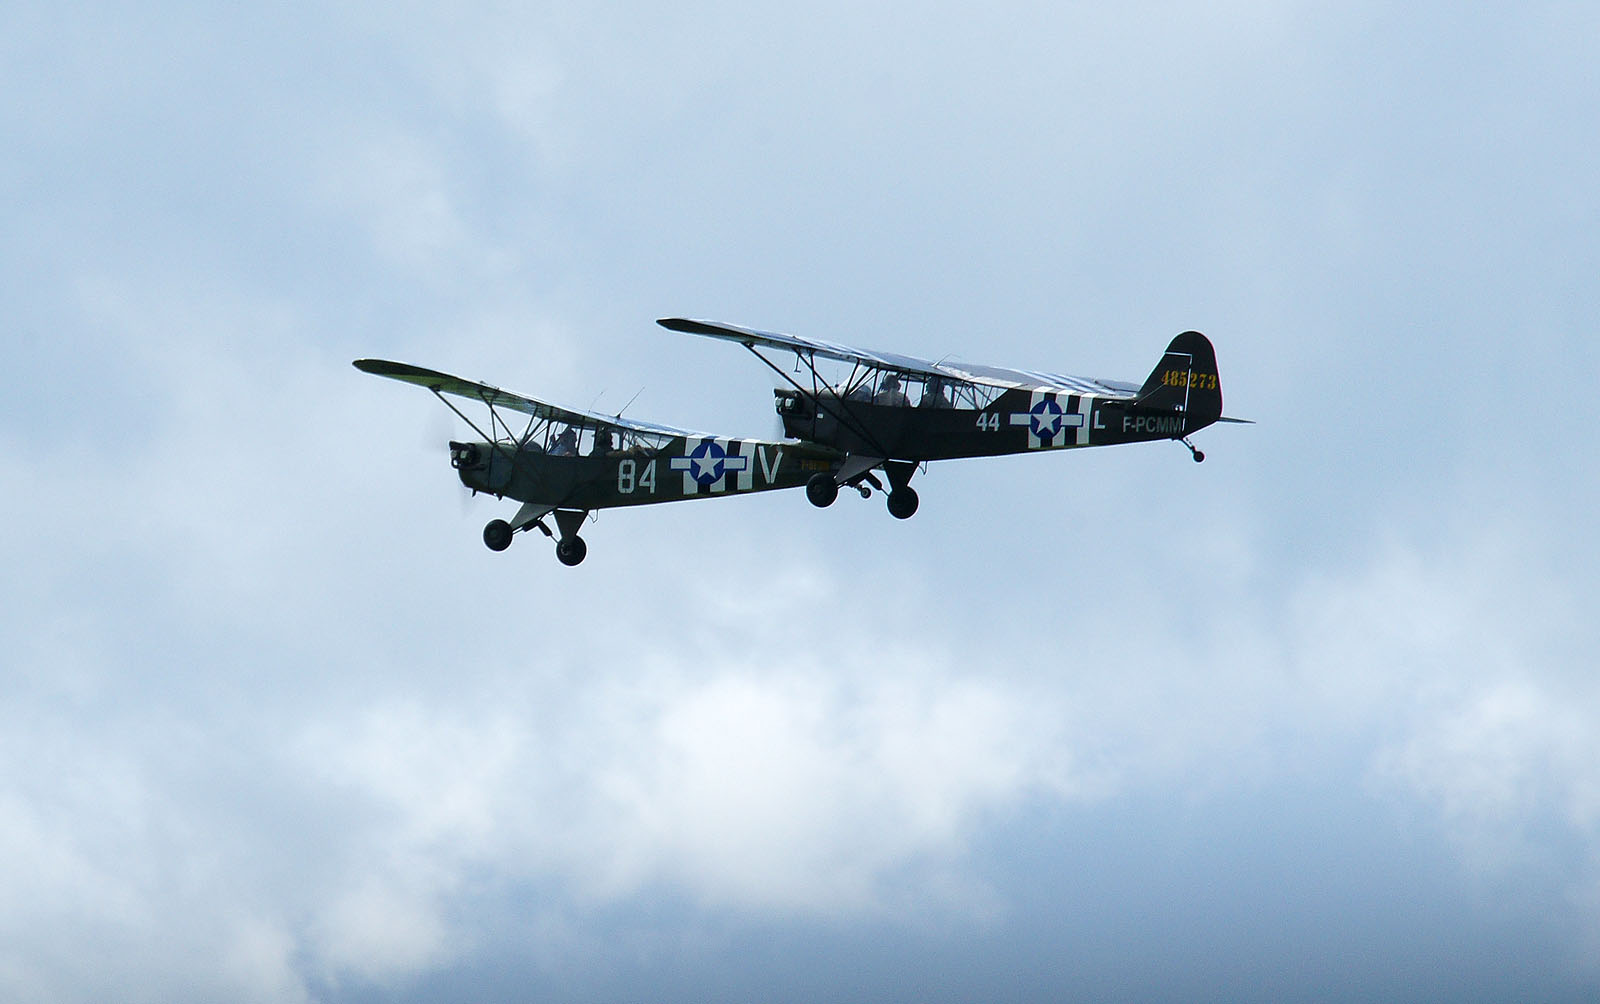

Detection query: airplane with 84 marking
xmin=355 ymin=318 xmax=1246 ymax=565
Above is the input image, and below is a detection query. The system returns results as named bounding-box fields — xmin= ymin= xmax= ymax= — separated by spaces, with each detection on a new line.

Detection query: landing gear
xmin=811 ymin=458 xmax=923 ymax=519
xmin=555 ymin=536 xmax=587 ymax=566
xmin=1181 ymin=437 xmax=1205 ymax=463
xmin=551 ymin=508 xmax=589 ymax=566
xmin=887 ymin=486 xmax=919 ymax=520
xmin=483 ymin=519 xmax=513 ymax=551
xmin=854 ymin=470 xmax=882 ymax=499
xmin=484 ymin=508 xmax=588 ymax=565
xmin=806 ymin=472 xmax=839 ymax=508
xmin=883 ymin=460 xmax=919 ymax=520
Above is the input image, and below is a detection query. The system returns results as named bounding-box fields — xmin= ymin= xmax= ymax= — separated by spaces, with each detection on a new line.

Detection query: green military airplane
xmin=657 ymin=318 xmax=1248 ymax=520
xmin=353 ymin=358 xmax=842 ymax=565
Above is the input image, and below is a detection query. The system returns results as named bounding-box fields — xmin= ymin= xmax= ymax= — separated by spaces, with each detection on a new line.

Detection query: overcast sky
xmin=4 ymin=1 xmax=1599 ymax=1001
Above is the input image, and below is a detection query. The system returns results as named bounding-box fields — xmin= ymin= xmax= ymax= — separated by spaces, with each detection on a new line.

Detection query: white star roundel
xmin=670 ymin=439 xmax=749 ymax=489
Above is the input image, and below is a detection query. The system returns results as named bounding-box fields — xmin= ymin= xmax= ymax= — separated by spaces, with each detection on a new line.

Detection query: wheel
xmin=555 ymin=536 xmax=587 ymax=566
xmin=1192 ymin=450 xmax=1206 ymax=463
xmin=886 ymin=486 xmax=919 ymax=520
xmin=483 ymin=519 xmax=513 ymax=551
xmin=806 ymin=472 xmax=839 ymax=508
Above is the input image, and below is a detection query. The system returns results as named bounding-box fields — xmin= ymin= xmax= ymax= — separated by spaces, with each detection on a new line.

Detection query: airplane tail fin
xmin=1136 ymin=330 xmax=1222 ymax=427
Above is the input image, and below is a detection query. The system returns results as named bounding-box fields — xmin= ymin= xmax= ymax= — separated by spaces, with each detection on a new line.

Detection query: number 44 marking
xmin=976 ymin=413 xmax=1001 ymax=432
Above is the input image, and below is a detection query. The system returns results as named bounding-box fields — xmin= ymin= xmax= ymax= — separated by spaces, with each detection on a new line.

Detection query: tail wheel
xmin=483 ymin=519 xmax=513 ymax=551
xmin=806 ymin=472 xmax=839 ymax=508
xmin=555 ymin=536 xmax=587 ymax=566
xmin=887 ymin=486 xmax=919 ymax=520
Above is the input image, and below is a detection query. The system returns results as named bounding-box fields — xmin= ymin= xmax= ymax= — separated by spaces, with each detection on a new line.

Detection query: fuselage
xmin=450 ymin=435 xmax=843 ymax=510
xmin=775 ymin=387 xmax=1216 ymax=462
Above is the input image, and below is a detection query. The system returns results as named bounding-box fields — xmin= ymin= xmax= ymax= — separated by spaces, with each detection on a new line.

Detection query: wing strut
xmin=738 ymin=342 xmax=897 ymax=463
xmin=426 ymin=387 xmax=523 ymax=474
xmin=509 ymin=501 xmax=553 ymax=534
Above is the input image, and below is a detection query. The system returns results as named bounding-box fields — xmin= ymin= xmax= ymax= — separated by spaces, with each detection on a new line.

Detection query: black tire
xmin=483 ymin=519 xmax=513 ymax=551
xmin=806 ymin=472 xmax=839 ymax=508
xmin=1192 ymin=450 xmax=1205 ymax=463
xmin=887 ymin=486 xmax=919 ymax=520
xmin=555 ymin=536 xmax=587 ymax=566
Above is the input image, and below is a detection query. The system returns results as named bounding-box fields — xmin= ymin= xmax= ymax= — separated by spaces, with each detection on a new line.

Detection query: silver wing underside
xmin=658 ymin=317 xmax=1140 ymax=398
xmin=353 ymin=358 xmax=711 ymax=439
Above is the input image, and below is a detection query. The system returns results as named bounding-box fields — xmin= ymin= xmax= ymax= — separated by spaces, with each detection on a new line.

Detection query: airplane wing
xmin=658 ymin=317 xmax=1141 ymax=398
xmin=935 ymin=361 xmax=1141 ymax=398
xmin=353 ymin=359 xmax=705 ymax=439
xmin=658 ymin=317 xmax=947 ymax=378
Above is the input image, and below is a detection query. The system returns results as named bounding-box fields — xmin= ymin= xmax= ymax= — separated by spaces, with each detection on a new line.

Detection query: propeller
xmin=421 ymin=410 xmax=479 ymax=516
xmin=425 ymin=406 xmax=456 ymax=451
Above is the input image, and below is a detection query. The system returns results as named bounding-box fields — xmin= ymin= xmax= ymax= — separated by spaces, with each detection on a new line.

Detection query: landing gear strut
xmin=483 ymin=508 xmax=588 ymax=565
xmin=551 ymin=509 xmax=589 ymax=566
xmin=811 ymin=459 xmax=922 ymax=519
xmin=883 ymin=460 xmax=919 ymax=519
xmin=1181 ymin=437 xmax=1205 ymax=463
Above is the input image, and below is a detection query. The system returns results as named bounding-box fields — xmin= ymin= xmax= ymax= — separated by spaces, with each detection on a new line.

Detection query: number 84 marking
xmin=617 ymin=458 xmax=657 ymax=494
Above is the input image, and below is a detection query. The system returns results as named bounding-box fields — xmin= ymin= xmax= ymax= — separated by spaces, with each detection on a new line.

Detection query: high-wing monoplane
xmin=353 ymin=358 xmax=841 ymax=564
xmin=657 ymin=317 xmax=1248 ymax=519
xmin=356 ymin=319 xmax=1244 ymax=564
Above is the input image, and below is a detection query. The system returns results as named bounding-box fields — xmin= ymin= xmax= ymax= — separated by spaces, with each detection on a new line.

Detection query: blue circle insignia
xmin=687 ymin=440 xmax=727 ymax=484
xmin=1030 ymin=399 xmax=1065 ymax=441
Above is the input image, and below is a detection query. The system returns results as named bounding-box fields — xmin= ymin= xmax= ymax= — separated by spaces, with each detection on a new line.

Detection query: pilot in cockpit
xmin=873 ymin=373 xmax=909 ymax=407
xmin=921 ymin=375 xmax=952 ymax=408
xmin=550 ymin=427 xmax=578 ymax=455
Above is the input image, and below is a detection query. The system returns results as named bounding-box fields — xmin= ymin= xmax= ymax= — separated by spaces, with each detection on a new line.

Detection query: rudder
xmin=1136 ymin=330 xmax=1222 ymax=427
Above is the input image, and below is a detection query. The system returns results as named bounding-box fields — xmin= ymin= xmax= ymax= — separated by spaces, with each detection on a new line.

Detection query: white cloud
xmin=1380 ymin=680 xmax=1600 ymax=866
xmin=264 ymin=632 xmax=1090 ymax=982
xmin=576 ymin=665 xmax=1079 ymax=911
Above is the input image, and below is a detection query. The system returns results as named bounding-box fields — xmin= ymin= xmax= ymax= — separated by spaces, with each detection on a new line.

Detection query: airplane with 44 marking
xmin=355 ymin=318 xmax=1247 ymax=565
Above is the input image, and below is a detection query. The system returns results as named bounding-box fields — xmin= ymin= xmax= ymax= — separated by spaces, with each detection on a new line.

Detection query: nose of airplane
xmin=449 ymin=441 xmax=483 ymax=470
xmin=450 ymin=441 xmax=515 ymax=493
